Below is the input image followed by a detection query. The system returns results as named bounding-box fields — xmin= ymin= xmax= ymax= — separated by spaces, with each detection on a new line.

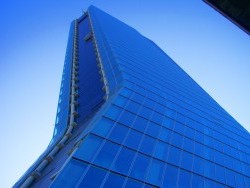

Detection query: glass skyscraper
xmin=15 ymin=6 xmax=250 ymax=188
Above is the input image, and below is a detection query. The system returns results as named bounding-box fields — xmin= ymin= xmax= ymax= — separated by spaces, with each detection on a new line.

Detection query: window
xmin=170 ymin=133 xmax=183 ymax=148
xmin=180 ymin=151 xmax=193 ymax=171
xmin=139 ymin=106 xmax=153 ymax=119
xmin=125 ymin=179 xmax=143 ymax=188
xmin=94 ymin=141 xmax=119 ymax=169
xmin=191 ymin=174 xmax=204 ymax=188
xmin=214 ymin=150 xmax=225 ymax=166
xmin=79 ymin=166 xmax=106 ymax=187
xmin=146 ymin=159 xmax=164 ymax=186
xmin=51 ymin=159 xmax=87 ymax=187
xmin=130 ymin=153 xmax=150 ymax=180
xmin=214 ymin=164 xmax=225 ymax=184
xmin=167 ymin=145 xmax=181 ymax=166
xmin=92 ymin=118 xmax=114 ymax=137
xmin=164 ymin=108 xmax=176 ymax=119
xmin=158 ymin=127 xmax=171 ymax=143
xmin=154 ymin=140 xmax=168 ymax=161
xmin=114 ymin=95 xmax=128 ymax=107
xmin=204 ymin=161 xmax=215 ymax=179
xmin=131 ymin=92 xmax=144 ymax=104
xmin=118 ymin=110 xmax=136 ymax=127
xmin=173 ymin=122 xmax=185 ymax=135
xmin=193 ymin=156 xmax=204 ymax=176
xmin=225 ymin=169 xmax=235 ymax=187
xmin=105 ymin=105 xmax=122 ymax=120
xmin=176 ymin=113 xmax=186 ymax=124
xmin=234 ymin=174 xmax=245 ymax=187
xmin=139 ymin=135 xmax=156 ymax=155
xmin=124 ymin=129 xmax=143 ymax=150
xmin=143 ymin=98 xmax=155 ymax=109
xmin=146 ymin=122 xmax=160 ymax=138
xmin=184 ymin=126 xmax=195 ymax=140
xmin=102 ymin=172 xmax=125 ymax=188
xmin=151 ymin=112 xmax=164 ymax=125
xmin=74 ymin=134 xmax=103 ymax=162
xmin=202 ymin=146 xmax=214 ymax=161
xmin=109 ymin=124 xmax=128 ymax=143
xmin=194 ymin=142 xmax=204 ymax=157
xmin=133 ymin=116 xmax=148 ymax=132
xmin=162 ymin=164 xmax=178 ymax=187
xmin=162 ymin=117 xmax=174 ymax=130
xmin=126 ymin=100 xmax=141 ymax=114
xmin=112 ymin=147 xmax=135 ymax=175
xmin=182 ymin=137 xmax=194 ymax=153
xmin=178 ymin=169 xmax=191 ymax=188
xmin=120 ymin=88 xmax=133 ymax=98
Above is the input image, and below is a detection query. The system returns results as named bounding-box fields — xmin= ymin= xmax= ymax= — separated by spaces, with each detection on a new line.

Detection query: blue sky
xmin=0 ymin=0 xmax=249 ymax=187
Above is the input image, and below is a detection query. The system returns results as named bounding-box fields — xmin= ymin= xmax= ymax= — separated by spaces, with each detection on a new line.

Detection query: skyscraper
xmin=15 ymin=5 xmax=250 ymax=188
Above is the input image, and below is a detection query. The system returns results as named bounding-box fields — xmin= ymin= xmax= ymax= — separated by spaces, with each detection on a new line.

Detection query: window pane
xmin=118 ymin=110 xmax=136 ymax=127
xmin=105 ymin=105 xmax=121 ymax=120
xmin=125 ymin=179 xmax=143 ymax=188
xmin=215 ymin=164 xmax=225 ymax=184
xmin=114 ymin=95 xmax=128 ymax=107
xmin=193 ymin=156 xmax=204 ymax=175
xmin=146 ymin=122 xmax=160 ymax=138
xmin=74 ymin=134 xmax=103 ymax=162
xmin=225 ymin=169 xmax=235 ymax=187
xmin=204 ymin=161 xmax=215 ymax=179
xmin=139 ymin=135 xmax=155 ymax=155
xmin=170 ymin=133 xmax=183 ymax=148
xmin=158 ymin=127 xmax=171 ymax=142
xmin=167 ymin=145 xmax=181 ymax=166
xmin=163 ymin=164 xmax=178 ymax=187
xmin=191 ymin=174 xmax=203 ymax=188
xmin=51 ymin=159 xmax=87 ymax=187
xmin=103 ymin=172 xmax=125 ymax=188
xmin=124 ymin=129 xmax=143 ymax=150
xmin=154 ymin=140 xmax=168 ymax=161
xmin=79 ymin=166 xmax=106 ymax=188
xmin=94 ymin=141 xmax=119 ymax=168
xmin=112 ymin=147 xmax=135 ymax=175
xmin=146 ymin=159 xmax=164 ymax=186
xmin=109 ymin=124 xmax=128 ymax=143
xmin=178 ymin=169 xmax=191 ymax=188
xmin=133 ymin=116 xmax=148 ymax=132
xmin=130 ymin=153 xmax=150 ymax=180
xmin=180 ymin=151 xmax=193 ymax=171
xmin=92 ymin=118 xmax=114 ymax=137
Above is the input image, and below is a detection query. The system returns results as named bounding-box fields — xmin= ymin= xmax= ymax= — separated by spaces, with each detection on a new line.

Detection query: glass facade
xmin=15 ymin=5 xmax=250 ymax=188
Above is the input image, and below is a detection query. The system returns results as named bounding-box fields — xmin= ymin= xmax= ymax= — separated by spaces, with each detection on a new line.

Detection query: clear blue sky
xmin=0 ymin=0 xmax=249 ymax=187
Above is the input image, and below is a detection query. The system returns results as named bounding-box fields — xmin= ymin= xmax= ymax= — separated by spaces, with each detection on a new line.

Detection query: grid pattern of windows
xmin=25 ymin=6 xmax=250 ymax=188
xmin=74 ymin=6 xmax=249 ymax=187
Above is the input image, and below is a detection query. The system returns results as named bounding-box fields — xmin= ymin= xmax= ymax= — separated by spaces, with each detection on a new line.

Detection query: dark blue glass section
xmin=76 ymin=15 xmax=105 ymax=124
xmin=102 ymin=173 xmax=125 ymax=188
